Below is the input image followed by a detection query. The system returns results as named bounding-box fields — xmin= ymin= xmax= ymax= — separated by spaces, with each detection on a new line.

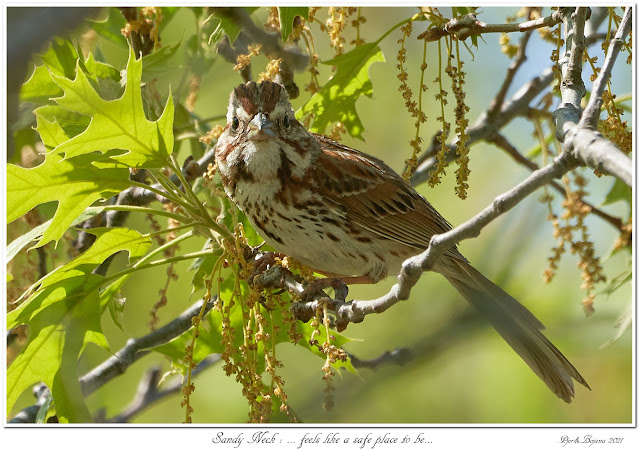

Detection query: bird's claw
xmin=300 ymin=278 xmax=349 ymax=303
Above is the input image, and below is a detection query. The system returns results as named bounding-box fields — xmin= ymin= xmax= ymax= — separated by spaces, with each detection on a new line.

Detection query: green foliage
xmin=278 ymin=7 xmax=308 ymax=42
xmin=7 ymin=145 xmax=130 ymax=248
xmin=294 ymin=14 xmax=435 ymax=140
xmin=602 ymin=178 xmax=632 ymax=212
xmin=51 ymin=48 xmax=174 ymax=167
xmin=297 ymin=43 xmax=385 ymax=139
xmin=7 ymin=229 xmax=151 ymax=423
xmin=88 ymin=8 xmax=128 ymax=48
xmin=7 ymin=207 xmax=104 ymax=262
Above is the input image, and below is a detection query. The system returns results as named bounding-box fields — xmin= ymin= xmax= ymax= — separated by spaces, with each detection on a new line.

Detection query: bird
xmin=214 ymin=80 xmax=589 ymax=402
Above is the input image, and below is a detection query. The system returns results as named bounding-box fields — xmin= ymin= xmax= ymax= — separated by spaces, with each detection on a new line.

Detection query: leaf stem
xmin=168 ymin=155 xmax=234 ymax=241
xmin=102 ymin=249 xmax=214 ymax=284
xmin=129 ymin=180 xmax=194 ymax=211
xmin=100 ymin=205 xmax=192 ymax=223
xmin=144 ymin=222 xmax=206 ymax=239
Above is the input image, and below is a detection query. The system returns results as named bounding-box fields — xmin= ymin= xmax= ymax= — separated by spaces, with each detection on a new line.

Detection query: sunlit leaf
xmin=297 ymin=43 xmax=385 ymax=139
xmin=7 ymin=229 xmax=151 ymax=423
xmin=7 ymin=115 xmax=130 ymax=247
xmin=51 ymin=47 xmax=174 ymax=168
xmin=7 ymin=206 xmax=104 ymax=263
xmin=20 ymin=37 xmax=79 ymax=104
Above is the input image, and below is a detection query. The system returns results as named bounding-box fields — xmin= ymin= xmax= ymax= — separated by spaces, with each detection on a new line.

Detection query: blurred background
xmin=7 ymin=6 xmax=633 ymax=423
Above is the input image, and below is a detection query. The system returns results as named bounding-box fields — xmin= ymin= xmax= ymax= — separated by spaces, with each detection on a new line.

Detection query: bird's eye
xmin=232 ymin=116 xmax=239 ymax=131
xmin=283 ymin=115 xmax=290 ymax=128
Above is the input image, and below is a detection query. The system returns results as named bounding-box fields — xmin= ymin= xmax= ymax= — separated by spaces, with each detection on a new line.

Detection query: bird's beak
xmin=248 ymin=112 xmax=275 ymax=141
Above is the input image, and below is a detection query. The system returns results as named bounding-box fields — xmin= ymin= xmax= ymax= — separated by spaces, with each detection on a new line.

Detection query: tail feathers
xmin=439 ymin=257 xmax=589 ymax=403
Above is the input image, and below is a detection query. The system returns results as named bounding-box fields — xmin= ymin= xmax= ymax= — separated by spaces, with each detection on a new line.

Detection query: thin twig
xmin=553 ymin=7 xmax=632 ymax=186
xmin=487 ymin=133 xmax=623 ymax=230
xmin=81 ymin=298 xmax=215 ymax=396
xmin=487 ymin=31 xmax=532 ymax=117
xmin=418 ymin=9 xmax=565 ymax=42
xmin=104 ymin=355 xmax=221 ymax=423
xmin=581 ymin=7 xmax=632 ymax=129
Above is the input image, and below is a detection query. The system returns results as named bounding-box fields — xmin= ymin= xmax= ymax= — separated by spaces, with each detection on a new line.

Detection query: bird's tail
xmin=437 ymin=256 xmax=590 ymax=402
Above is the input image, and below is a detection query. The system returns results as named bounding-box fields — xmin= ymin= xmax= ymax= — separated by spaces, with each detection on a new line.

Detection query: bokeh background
xmin=8 ymin=6 xmax=633 ymax=423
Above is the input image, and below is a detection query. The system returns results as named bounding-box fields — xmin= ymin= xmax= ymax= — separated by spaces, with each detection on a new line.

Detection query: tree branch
xmin=553 ymin=7 xmax=588 ymax=140
xmin=412 ymin=7 xmax=607 ymax=184
xmin=487 ymin=30 xmax=532 ymax=117
xmin=487 ymin=133 xmax=623 ymax=230
xmin=101 ymin=354 xmax=221 ymax=423
xmin=553 ymin=7 xmax=632 ymax=186
xmin=9 ymin=298 xmax=216 ymax=423
xmin=81 ymin=298 xmax=215 ymax=396
xmin=418 ymin=9 xmax=565 ymax=42
xmin=214 ymin=8 xmax=308 ymax=71
xmin=411 ymin=67 xmax=555 ymax=186
xmin=581 ymin=7 xmax=632 ymax=128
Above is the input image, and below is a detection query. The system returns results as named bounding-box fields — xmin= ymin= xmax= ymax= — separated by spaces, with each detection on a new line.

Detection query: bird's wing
xmin=311 ymin=133 xmax=459 ymax=255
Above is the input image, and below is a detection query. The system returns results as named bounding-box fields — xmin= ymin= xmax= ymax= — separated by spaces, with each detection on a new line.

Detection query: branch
xmin=553 ymin=7 xmax=589 ymax=139
xmin=81 ymin=298 xmax=215 ymax=396
xmin=487 ymin=30 xmax=532 ymax=116
xmin=9 ymin=298 xmax=216 ymax=423
xmin=412 ymin=8 xmax=607 ymax=185
xmin=410 ymin=67 xmax=555 ymax=186
xmin=348 ymin=309 xmax=484 ymax=370
xmin=581 ymin=7 xmax=632 ymax=128
xmin=554 ymin=7 xmax=632 ymax=186
xmin=487 ymin=133 xmax=623 ymax=230
xmin=215 ymin=8 xmax=308 ymax=71
xmin=418 ymin=9 xmax=564 ymax=42
xmin=7 ymin=384 xmax=51 ymax=423
xmin=102 ymin=354 xmax=221 ymax=423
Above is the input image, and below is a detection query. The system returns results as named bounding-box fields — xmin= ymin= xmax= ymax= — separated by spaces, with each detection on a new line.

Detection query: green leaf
xmin=20 ymin=38 xmax=80 ymax=104
xmin=88 ymin=7 xmax=128 ymax=48
xmin=51 ymin=47 xmax=175 ymax=168
xmin=278 ymin=7 xmax=308 ymax=42
xmin=34 ymin=105 xmax=91 ymax=142
xmin=296 ymin=43 xmax=385 ymax=139
xmin=7 ymin=275 xmax=104 ymax=423
xmin=7 ymin=206 xmax=104 ymax=263
xmin=20 ymin=65 xmax=63 ymax=104
xmin=189 ymin=247 xmax=223 ymax=293
xmin=38 ymin=228 xmax=151 ymax=293
xmin=39 ymin=37 xmax=79 ymax=79
xmin=7 ymin=229 xmax=151 ymax=423
xmin=8 ymin=115 xmax=130 ymax=246
xmin=207 ymin=7 xmax=257 ymax=45
xmin=83 ymin=52 xmax=121 ymax=83
xmin=141 ymin=41 xmax=181 ymax=82
xmin=602 ymin=178 xmax=632 ymax=208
